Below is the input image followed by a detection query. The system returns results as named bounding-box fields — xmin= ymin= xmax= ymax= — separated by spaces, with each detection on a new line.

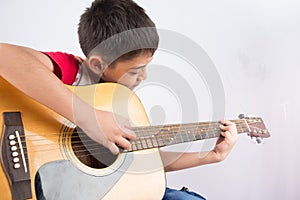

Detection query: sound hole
xmin=71 ymin=128 xmax=117 ymax=169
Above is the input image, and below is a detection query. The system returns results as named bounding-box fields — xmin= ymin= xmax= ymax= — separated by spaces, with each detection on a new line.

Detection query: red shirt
xmin=43 ymin=52 xmax=81 ymax=85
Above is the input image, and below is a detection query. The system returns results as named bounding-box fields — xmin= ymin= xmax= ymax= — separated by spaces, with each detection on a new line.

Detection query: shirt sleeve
xmin=42 ymin=51 xmax=80 ymax=85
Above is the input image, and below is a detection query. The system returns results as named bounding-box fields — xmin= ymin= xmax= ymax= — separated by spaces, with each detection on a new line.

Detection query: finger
xmin=105 ymin=142 xmax=120 ymax=155
xmin=122 ymin=126 xmax=136 ymax=140
xmin=115 ymin=114 xmax=131 ymax=127
xmin=219 ymin=124 xmax=226 ymax=131
xmin=220 ymin=120 xmax=234 ymax=126
xmin=114 ymin=117 xmax=136 ymax=139
xmin=219 ymin=125 xmax=231 ymax=132
xmin=219 ymin=124 xmax=232 ymax=132
xmin=115 ymin=137 xmax=132 ymax=151
xmin=219 ymin=120 xmax=236 ymax=132
xmin=220 ymin=130 xmax=232 ymax=138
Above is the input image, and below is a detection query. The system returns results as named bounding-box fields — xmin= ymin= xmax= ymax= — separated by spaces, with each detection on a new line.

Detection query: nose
xmin=137 ymin=68 xmax=147 ymax=81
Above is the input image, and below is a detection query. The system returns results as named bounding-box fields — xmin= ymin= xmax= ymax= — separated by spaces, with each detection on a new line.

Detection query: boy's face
xmin=102 ymin=53 xmax=152 ymax=90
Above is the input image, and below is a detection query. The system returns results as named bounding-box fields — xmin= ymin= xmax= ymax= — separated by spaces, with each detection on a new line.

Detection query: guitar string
xmin=14 ymin=119 xmax=262 ymax=155
xmin=22 ymin=125 xmax=261 ymax=163
xmin=11 ymin=122 xmax=254 ymax=156
xmin=16 ymin=120 xmax=251 ymax=140
xmin=17 ymin=130 xmax=234 ymax=157
xmin=15 ymin=121 xmax=249 ymax=146
xmin=14 ymin=121 xmax=251 ymax=153
xmin=19 ymin=127 xmax=224 ymax=154
xmin=19 ymin=124 xmax=267 ymax=166
xmin=20 ymin=129 xmax=225 ymax=159
xmin=18 ymin=125 xmax=263 ymax=160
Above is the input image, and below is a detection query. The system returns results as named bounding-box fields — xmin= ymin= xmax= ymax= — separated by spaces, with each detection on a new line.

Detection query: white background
xmin=1 ymin=0 xmax=300 ymax=199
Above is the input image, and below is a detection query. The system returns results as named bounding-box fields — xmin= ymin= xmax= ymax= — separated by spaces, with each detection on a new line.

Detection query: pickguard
xmin=35 ymin=154 xmax=133 ymax=200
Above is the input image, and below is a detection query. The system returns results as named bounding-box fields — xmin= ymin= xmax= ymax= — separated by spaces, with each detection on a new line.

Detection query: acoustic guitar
xmin=0 ymin=77 xmax=270 ymax=200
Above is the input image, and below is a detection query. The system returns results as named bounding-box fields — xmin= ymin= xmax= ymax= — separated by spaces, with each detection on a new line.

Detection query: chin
xmin=128 ymin=85 xmax=137 ymax=90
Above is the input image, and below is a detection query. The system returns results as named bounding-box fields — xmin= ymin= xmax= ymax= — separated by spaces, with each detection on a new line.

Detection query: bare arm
xmin=160 ymin=120 xmax=238 ymax=172
xmin=0 ymin=43 xmax=75 ymax=121
xmin=0 ymin=43 xmax=135 ymax=154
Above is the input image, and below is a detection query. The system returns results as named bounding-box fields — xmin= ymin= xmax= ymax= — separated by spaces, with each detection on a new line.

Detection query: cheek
xmin=118 ymin=74 xmax=137 ymax=86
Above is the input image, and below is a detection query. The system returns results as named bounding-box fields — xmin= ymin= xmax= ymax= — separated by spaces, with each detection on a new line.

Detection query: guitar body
xmin=0 ymin=77 xmax=166 ymax=200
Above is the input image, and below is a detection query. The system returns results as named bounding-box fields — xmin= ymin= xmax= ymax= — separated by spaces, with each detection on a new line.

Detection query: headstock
xmin=239 ymin=114 xmax=270 ymax=144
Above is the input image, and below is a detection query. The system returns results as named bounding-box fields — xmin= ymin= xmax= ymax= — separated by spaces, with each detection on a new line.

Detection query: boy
xmin=0 ymin=0 xmax=237 ymax=199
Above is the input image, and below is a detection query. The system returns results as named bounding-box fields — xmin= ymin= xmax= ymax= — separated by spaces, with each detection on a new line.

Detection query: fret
xmin=135 ymin=138 xmax=143 ymax=150
xmin=164 ymin=127 xmax=172 ymax=145
xmin=187 ymin=130 xmax=195 ymax=141
xmin=178 ymin=126 xmax=188 ymax=142
xmin=145 ymin=137 xmax=153 ymax=148
xmin=151 ymin=134 xmax=159 ymax=147
xmin=180 ymin=132 xmax=189 ymax=143
xmin=231 ymin=119 xmax=250 ymax=133
xmin=195 ymin=133 xmax=201 ymax=140
xmin=162 ymin=135 xmax=172 ymax=145
xmin=157 ymin=134 xmax=165 ymax=147
xmin=172 ymin=133 xmax=180 ymax=143
xmin=201 ymin=132 xmax=207 ymax=139
xmin=211 ymin=126 xmax=221 ymax=138
xmin=236 ymin=124 xmax=250 ymax=133
xmin=199 ymin=128 xmax=205 ymax=137
xmin=167 ymin=126 xmax=177 ymax=144
xmin=182 ymin=127 xmax=193 ymax=142
xmin=213 ymin=130 xmax=221 ymax=138
xmin=236 ymin=125 xmax=243 ymax=133
xmin=140 ymin=138 xmax=147 ymax=149
xmin=130 ymin=140 xmax=138 ymax=151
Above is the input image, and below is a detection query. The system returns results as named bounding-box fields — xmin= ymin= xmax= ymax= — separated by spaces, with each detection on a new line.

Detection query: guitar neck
xmin=128 ymin=119 xmax=250 ymax=151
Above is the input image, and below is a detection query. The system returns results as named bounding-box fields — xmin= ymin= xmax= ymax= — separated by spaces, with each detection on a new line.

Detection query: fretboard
xmin=128 ymin=119 xmax=250 ymax=152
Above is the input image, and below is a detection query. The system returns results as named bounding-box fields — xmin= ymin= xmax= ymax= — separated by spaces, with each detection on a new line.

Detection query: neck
xmin=127 ymin=119 xmax=250 ymax=152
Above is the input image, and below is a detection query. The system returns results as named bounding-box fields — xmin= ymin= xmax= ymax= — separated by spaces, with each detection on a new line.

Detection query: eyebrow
xmin=130 ymin=57 xmax=153 ymax=70
xmin=131 ymin=65 xmax=147 ymax=70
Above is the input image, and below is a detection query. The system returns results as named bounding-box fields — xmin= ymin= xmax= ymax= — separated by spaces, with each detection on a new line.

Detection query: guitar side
xmin=0 ymin=77 xmax=166 ymax=200
xmin=0 ymin=77 xmax=67 ymax=200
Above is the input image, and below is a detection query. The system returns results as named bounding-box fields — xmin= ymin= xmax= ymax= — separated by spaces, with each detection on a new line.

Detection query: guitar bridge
xmin=1 ymin=112 xmax=32 ymax=200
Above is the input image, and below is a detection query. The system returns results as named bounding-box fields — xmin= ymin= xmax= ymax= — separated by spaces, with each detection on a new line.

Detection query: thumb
xmin=106 ymin=142 xmax=120 ymax=155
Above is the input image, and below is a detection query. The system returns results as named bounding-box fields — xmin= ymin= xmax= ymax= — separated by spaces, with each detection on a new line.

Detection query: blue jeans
xmin=162 ymin=187 xmax=206 ymax=200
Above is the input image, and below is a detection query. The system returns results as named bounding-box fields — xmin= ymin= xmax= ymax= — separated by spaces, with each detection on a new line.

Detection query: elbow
xmin=0 ymin=43 xmax=6 ymax=57
xmin=0 ymin=43 xmax=10 ymax=52
xmin=0 ymin=43 xmax=11 ymax=74
xmin=0 ymin=43 xmax=7 ymax=73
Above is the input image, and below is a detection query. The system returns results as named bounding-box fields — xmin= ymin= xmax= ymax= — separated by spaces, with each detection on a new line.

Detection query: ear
xmin=87 ymin=56 xmax=107 ymax=75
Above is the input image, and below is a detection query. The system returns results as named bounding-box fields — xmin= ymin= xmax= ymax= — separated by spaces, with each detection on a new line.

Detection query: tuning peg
xmin=238 ymin=113 xmax=246 ymax=119
xmin=256 ymin=137 xmax=264 ymax=144
xmin=251 ymin=137 xmax=257 ymax=144
xmin=251 ymin=137 xmax=264 ymax=144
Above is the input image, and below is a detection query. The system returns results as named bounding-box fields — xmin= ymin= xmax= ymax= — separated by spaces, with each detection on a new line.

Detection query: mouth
xmin=130 ymin=83 xmax=140 ymax=90
xmin=131 ymin=85 xmax=137 ymax=89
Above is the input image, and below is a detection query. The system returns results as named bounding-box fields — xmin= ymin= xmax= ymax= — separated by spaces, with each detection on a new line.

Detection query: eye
xmin=128 ymin=71 xmax=138 ymax=75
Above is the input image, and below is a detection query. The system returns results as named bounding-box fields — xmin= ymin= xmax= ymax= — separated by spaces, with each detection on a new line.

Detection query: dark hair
xmin=78 ymin=0 xmax=159 ymax=65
